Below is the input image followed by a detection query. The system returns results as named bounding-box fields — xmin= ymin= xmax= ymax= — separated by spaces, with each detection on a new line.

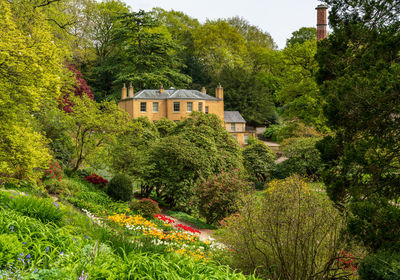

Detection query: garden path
xmin=261 ymin=140 xmax=288 ymax=164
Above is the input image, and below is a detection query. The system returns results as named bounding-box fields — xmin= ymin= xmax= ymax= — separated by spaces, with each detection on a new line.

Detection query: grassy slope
xmin=0 ymin=179 xmax=257 ymax=280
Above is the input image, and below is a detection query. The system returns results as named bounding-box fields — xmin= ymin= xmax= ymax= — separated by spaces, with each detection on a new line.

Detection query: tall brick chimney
xmin=215 ymin=83 xmax=223 ymax=100
xmin=316 ymin=4 xmax=328 ymax=41
xmin=121 ymin=83 xmax=127 ymax=99
xmin=128 ymin=82 xmax=134 ymax=98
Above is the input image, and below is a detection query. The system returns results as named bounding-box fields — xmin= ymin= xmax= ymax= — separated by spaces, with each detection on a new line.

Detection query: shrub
xmin=43 ymin=159 xmax=63 ymax=181
xmin=279 ymin=137 xmax=323 ymax=178
xmin=136 ymin=198 xmax=161 ymax=218
xmin=264 ymin=121 xmax=321 ymax=143
xmin=196 ymin=170 xmax=250 ymax=225
xmin=358 ymin=250 xmax=400 ymax=280
xmin=106 ymin=174 xmax=132 ymax=201
xmin=85 ymin=173 xmax=108 ymax=188
xmin=215 ymin=176 xmax=345 ymax=279
xmin=44 ymin=178 xmax=81 ymax=196
xmin=243 ymin=142 xmax=276 ymax=187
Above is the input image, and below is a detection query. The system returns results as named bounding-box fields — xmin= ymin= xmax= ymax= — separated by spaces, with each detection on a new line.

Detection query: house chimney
xmin=128 ymin=82 xmax=134 ymax=98
xmin=160 ymin=85 xmax=164 ymax=93
xmin=316 ymin=4 xmax=328 ymax=41
xmin=215 ymin=83 xmax=223 ymax=100
xmin=121 ymin=83 xmax=127 ymax=99
xmin=201 ymin=87 xmax=206 ymax=94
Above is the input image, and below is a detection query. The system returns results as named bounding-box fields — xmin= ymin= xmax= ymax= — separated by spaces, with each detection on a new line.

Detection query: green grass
xmin=165 ymin=210 xmax=216 ymax=230
xmin=0 ymin=178 xmax=258 ymax=279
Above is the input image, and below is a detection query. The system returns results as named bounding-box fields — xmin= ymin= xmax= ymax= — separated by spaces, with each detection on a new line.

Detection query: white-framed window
xmin=187 ymin=102 xmax=193 ymax=112
xmin=205 ymin=106 xmax=209 ymax=114
xmin=140 ymin=102 xmax=146 ymax=112
xmin=231 ymin=123 xmax=236 ymax=132
xmin=173 ymin=102 xmax=180 ymax=112
xmin=232 ymin=134 xmax=237 ymax=140
xmin=153 ymin=102 xmax=159 ymax=113
xmin=244 ymin=134 xmax=249 ymax=144
xmin=198 ymin=102 xmax=203 ymax=112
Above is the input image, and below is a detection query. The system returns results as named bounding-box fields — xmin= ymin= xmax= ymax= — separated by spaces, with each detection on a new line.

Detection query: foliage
xmin=263 ymin=121 xmax=321 ymax=143
xmin=358 ymin=250 xmax=400 ymax=280
xmin=137 ymin=198 xmax=161 ymax=218
xmin=346 ymin=198 xmax=400 ymax=252
xmin=215 ymin=176 xmax=346 ymax=279
xmin=60 ymin=64 xmax=94 ymax=113
xmin=43 ymin=160 xmax=63 ymax=181
xmin=218 ymin=66 xmax=278 ymax=125
xmin=0 ymin=0 xmax=64 ymax=182
xmin=0 ymin=192 xmax=63 ymax=225
xmin=0 ymin=234 xmax=24 ymax=266
xmin=44 ymin=178 xmax=81 ymax=196
xmin=196 ymin=170 xmax=250 ymax=225
xmin=280 ymin=137 xmax=323 ymax=178
xmin=133 ymin=113 xmax=243 ymax=210
xmin=85 ymin=173 xmax=108 ymax=188
xmin=116 ymin=10 xmax=192 ymax=89
xmin=66 ymin=94 xmax=130 ymax=172
xmin=243 ymin=141 xmax=276 ymax=187
xmin=154 ymin=118 xmax=177 ymax=137
xmin=276 ymin=40 xmax=327 ymax=129
xmin=106 ymin=174 xmax=133 ymax=202
xmin=286 ymin=27 xmax=317 ymax=46
xmin=316 ymin=0 xmax=400 ymax=253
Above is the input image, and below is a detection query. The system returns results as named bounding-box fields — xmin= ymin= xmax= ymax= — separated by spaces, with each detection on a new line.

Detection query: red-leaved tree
xmin=60 ymin=63 xmax=94 ymax=112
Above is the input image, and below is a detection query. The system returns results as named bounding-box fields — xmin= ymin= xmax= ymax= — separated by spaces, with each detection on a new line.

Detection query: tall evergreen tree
xmin=316 ymin=0 xmax=400 ymax=252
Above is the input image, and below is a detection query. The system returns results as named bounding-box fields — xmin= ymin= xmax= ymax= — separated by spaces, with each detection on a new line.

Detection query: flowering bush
xmin=43 ymin=160 xmax=63 ymax=181
xmin=85 ymin=173 xmax=108 ymax=188
xmin=196 ymin=169 xmax=250 ymax=224
xmin=137 ymin=198 xmax=161 ymax=218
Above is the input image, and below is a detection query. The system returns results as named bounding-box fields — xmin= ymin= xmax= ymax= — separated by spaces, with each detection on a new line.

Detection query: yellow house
xmin=118 ymin=83 xmax=254 ymax=145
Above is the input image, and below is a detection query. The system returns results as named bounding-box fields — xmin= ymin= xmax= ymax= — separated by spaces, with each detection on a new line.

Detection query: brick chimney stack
xmin=128 ymin=82 xmax=134 ymax=98
xmin=160 ymin=85 xmax=164 ymax=93
xmin=121 ymin=83 xmax=127 ymax=99
xmin=201 ymin=87 xmax=206 ymax=94
xmin=316 ymin=4 xmax=328 ymax=41
xmin=215 ymin=83 xmax=223 ymax=100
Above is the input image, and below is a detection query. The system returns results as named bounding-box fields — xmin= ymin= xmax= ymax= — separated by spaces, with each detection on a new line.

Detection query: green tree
xmin=192 ymin=20 xmax=249 ymax=76
xmin=219 ymin=66 xmax=278 ymax=125
xmin=66 ymin=95 xmax=129 ymax=172
xmin=316 ymin=0 xmax=400 ymax=252
xmin=280 ymin=137 xmax=323 ymax=178
xmin=286 ymin=27 xmax=316 ymax=46
xmin=277 ymin=40 xmax=327 ymax=129
xmin=116 ymin=10 xmax=192 ymax=89
xmin=0 ymin=0 xmax=65 ymax=181
xmin=243 ymin=142 xmax=276 ymax=187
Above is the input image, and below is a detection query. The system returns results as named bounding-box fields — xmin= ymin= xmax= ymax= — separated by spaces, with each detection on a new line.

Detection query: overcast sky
xmin=124 ymin=0 xmax=326 ymax=49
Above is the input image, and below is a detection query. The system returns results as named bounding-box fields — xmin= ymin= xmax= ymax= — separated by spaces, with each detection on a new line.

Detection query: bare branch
xmin=33 ymin=0 xmax=61 ymax=9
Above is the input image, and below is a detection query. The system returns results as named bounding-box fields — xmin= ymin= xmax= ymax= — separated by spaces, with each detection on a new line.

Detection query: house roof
xmin=224 ymin=111 xmax=246 ymax=123
xmin=131 ymin=89 xmax=219 ymax=101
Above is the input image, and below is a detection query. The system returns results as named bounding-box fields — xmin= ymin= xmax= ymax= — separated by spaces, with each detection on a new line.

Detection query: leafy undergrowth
xmin=165 ymin=210 xmax=216 ymax=230
xmin=0 ymin=180 xmax=258 ymax=279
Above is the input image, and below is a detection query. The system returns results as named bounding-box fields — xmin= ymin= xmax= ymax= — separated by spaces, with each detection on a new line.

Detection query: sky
xmin=124 ymin=0 xmax=326 ymax=49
